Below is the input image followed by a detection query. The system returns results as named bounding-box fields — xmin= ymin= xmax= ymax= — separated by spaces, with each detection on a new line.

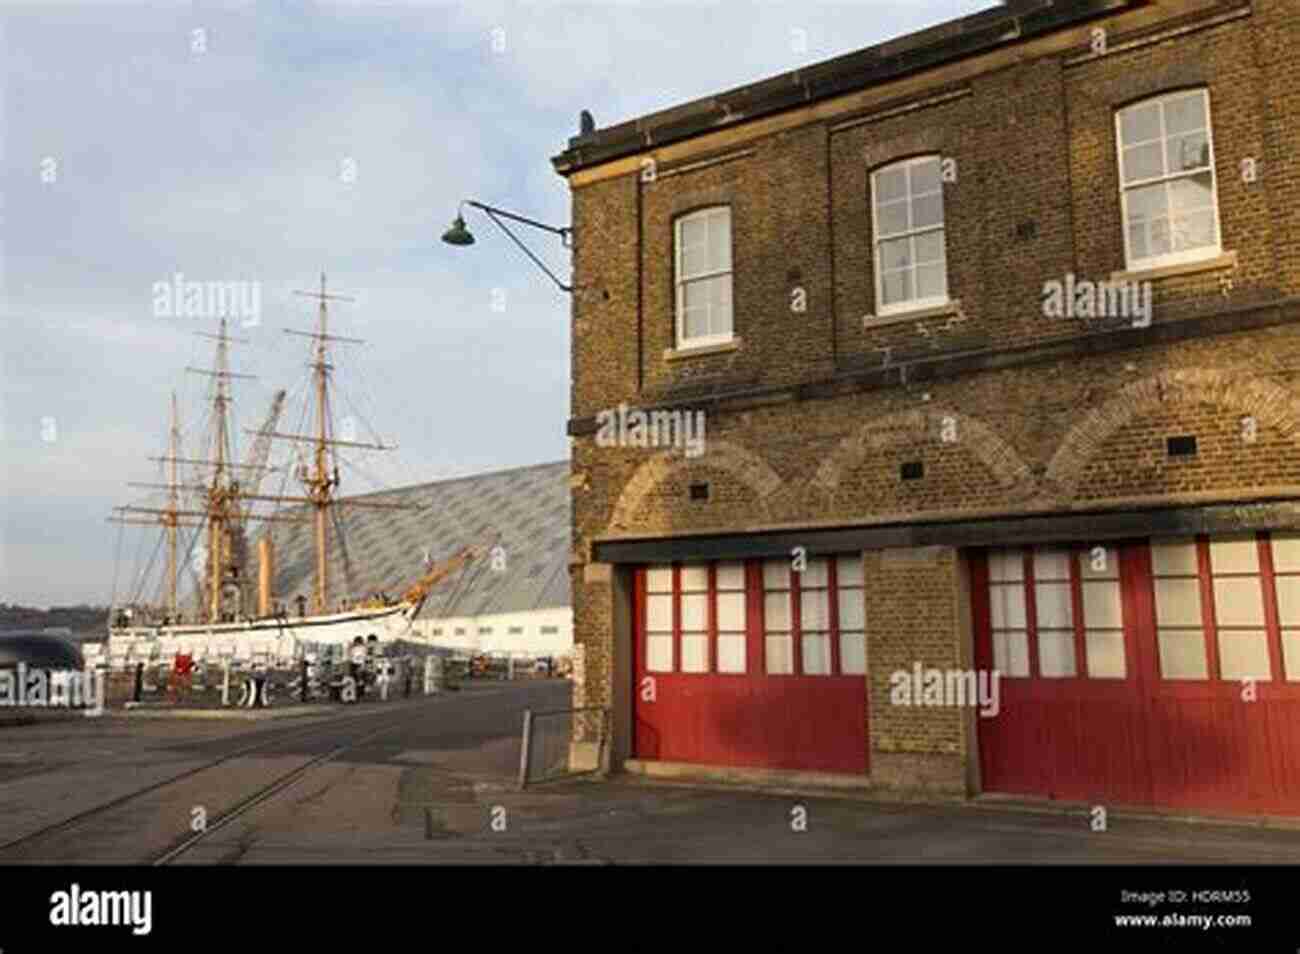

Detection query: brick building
xmin=552 ymin=0 xmax=1300 ymax=816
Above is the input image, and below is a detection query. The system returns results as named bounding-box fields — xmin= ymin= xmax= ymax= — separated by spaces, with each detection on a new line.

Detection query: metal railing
xmin=518 ymin=706 xmax=609 ymax=789
xmin=108 ymin=653 xmax=445 ymax=708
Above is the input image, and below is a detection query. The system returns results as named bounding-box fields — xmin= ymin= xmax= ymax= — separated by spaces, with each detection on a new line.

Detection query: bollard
xmin=241 ymin=675 xmax=268 ymax=708
xmin=405 ymin=665 xmax=412 ymax=698
xmin=133 ymin=662 xmax=144 ymax=703
xmin=221 ymin=664 xmax=231 ymax=707
xmin=300 ymin=659 xmax=309 ymax=704
xmin=508 ymin=655 xmax=515 ymax=681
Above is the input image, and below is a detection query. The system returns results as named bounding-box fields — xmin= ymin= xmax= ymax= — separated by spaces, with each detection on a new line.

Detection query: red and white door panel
xmin=633 ymin=556 xmax=868 ymax=774
xmin=974 ymin=533 xmax=1300 ymax=816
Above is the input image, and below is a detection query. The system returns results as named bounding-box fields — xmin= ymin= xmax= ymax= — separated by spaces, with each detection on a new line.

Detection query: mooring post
xmin=132 ymin=662 xmax=144 ymax=703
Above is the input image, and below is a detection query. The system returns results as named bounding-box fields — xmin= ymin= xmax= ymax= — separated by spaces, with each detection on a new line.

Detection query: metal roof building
xmin=267 ymin=460 xmax=573 ymax=656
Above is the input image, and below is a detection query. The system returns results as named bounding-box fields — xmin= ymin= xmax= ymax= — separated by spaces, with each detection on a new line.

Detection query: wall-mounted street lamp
xmin=442 ymin=199 xmax=575 ymax=294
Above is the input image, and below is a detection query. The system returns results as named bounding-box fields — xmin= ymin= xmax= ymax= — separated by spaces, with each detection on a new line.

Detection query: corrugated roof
xmin=264 ymin=460 xmax=570 ymax=619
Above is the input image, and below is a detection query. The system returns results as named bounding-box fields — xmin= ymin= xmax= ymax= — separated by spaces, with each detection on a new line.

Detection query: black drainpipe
xmin=826 ymin=120 xmax=837 ymax=369
xmin=636 ymin=167 xmax=645 ymax=394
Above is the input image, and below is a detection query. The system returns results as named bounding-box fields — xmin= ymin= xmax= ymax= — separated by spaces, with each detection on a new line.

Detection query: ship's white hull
xmin=87 ymin=602 xmax=421 ymax=668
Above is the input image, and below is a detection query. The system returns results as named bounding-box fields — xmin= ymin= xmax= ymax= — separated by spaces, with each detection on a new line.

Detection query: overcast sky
xmin=1 ymin=0 xmax=991 ymax=608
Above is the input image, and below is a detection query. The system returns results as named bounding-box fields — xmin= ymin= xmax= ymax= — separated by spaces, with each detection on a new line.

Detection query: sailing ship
xmin=92 ymin=276 xmax=477 ymax=665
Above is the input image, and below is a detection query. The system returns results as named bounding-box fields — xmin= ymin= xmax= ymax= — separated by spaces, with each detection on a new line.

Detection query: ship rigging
xmin=105 ymin=275 xmax=477 ymax=648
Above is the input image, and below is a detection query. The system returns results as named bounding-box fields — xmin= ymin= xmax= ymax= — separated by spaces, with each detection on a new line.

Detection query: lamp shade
xmin=441 ymin=215 xmax=475 ymax=246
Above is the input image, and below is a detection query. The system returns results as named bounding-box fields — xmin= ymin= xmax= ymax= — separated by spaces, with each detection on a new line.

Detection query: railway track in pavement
xmin=0 ymin=695 xmax=442 ymax=863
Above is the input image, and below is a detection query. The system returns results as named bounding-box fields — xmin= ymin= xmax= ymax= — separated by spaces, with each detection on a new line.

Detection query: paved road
xmin=3 ymin=680 xmax=1300 ymax=864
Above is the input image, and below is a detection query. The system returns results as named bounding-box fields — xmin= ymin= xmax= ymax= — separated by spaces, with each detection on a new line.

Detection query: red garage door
xmin=633 ymin=556 xmax=868 ymax=774
xmin=974 ymin=534 xmax=1300 ymax=816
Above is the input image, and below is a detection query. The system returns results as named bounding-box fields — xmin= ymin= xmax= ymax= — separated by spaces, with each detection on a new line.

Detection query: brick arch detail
xmin=812 ymin=407 xmax=1034 ymax=495
xmin=1045 ymin=368 xmax=1300 ymax=497
xmin=605 ymin=440 xmax=785 ymax=535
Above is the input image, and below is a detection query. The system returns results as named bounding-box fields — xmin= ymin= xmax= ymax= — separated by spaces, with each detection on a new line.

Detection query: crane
xmin=358 ymin=544 xmax=487 ymax=619
xmin=227 ymin=389 xmax=287 ymax=611
xmin=240 ymin=389 xmax=288 ymax=518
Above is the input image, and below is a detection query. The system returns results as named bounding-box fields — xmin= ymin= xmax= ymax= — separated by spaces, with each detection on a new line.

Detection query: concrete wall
xmin=410 ymin=606 xmax=574 ymax=658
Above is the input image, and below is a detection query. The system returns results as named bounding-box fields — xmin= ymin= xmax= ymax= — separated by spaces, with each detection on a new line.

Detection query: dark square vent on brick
xmin=689 ymin=482 xmax=710 ymax=501
xmin=1167 ymin=435 xmax=1198 ymax=457
xmin=901 ymin=461 xmax=924 ymax=481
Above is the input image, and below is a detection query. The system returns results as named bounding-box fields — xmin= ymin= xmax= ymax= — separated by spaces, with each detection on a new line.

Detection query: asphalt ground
xmin=2 ymin=680 xmax=1299 ymax=864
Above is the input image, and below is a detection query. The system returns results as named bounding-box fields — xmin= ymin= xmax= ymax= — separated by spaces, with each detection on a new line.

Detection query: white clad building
xmin=270 ymin=460 xmax=573 ymax=662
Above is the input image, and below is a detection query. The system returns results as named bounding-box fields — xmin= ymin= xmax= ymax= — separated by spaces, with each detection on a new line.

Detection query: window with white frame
xmin=646 ymin=565 xmax=674 ymax=673
xmin=1033 ymin=549 xmax=1077 ymax=678
xmin=987 ymin=547 xmax=1127 ymax=680
xmin=645 ymin=558 xmax=862 ymax=677
xmin=837 ymin=556 xmax=867 ymax=676
xmin=674 ymin=206 xmax=733 ymax=348
xmin=1116 ymin=89 xmax=1221 ymax=270
xmin=799 ymin=558 xmax=832 ymax=675
xmin=762 ymin=555 xmax=866 ymax=676
xmin=871 ymin=155 xmax=948 ymax=315
xmin=642 ymin=561 xmax=747 ymax=674
xmin=762 ymin=559 xmax=795 ymax=675
xmin=1208 ymin=536 xmax=1271 ymax=681
xmin=1151 ymin=538 xmax=1208 ymax=680
xmin=1270 ymin=534 xmax=1300 ymax=681
xmin=680 ymin=565 xmax=709 ymax=673
xmin=988 ymin=550 xmax=1031 ymax=678
xmin=1081 ymin=546 xmax=1126 ymax=679
xmin=1152 ymin=535 xmax=1278 ymax=682
xmin=716 ymin=562 xmax=747 ymax=674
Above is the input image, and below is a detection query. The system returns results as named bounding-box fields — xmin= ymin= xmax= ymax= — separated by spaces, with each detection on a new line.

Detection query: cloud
xmin=1 ymin=0 xmax=989 ymax=604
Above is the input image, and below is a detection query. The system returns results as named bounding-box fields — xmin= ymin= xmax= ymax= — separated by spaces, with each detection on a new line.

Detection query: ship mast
xmin=246 ymin=274 xmax=415 ymax=615
xmin=113 ymin=278 xmax=418 ymax=624
xmin=113 ymin=395 xmax=198 ymax=619
xmin=307 ymin=274 xmax=346 ymax=613
xmin=210 ymin=320 xmax=227 ymax=619
xmin=167 ymin=390 xmax=179 ymax=617
xmin=197 ymin=318 xmax=250 ymax=621
xmin=113 ymin=319 xmax=302 ymax=623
